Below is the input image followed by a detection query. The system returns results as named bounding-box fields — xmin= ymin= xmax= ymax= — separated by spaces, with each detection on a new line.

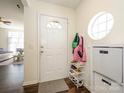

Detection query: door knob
xmin=41 ymin=46 xmax=44 ymax=48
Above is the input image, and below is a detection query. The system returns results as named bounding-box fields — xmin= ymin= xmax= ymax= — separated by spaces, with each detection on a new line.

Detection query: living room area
xmin=0 ymin=31 xmax=24 ymax=66
xmin=0 ymin=0 xmax=24 ymax=66
xmin=0 ymin=0 xmax=24 ymax=93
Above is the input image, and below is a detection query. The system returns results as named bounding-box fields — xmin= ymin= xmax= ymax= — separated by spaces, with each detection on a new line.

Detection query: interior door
xmin=39 ymin=15 xmax=68 ymax=82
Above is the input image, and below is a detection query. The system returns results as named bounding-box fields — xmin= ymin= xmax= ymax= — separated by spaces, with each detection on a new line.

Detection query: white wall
xmin=76 ymin=0 xmax=124 ymax=89
xmin=24 ymin=0 xmax=124 ymax=88
xmin=24 ymin=1 xmax=76 ymax=85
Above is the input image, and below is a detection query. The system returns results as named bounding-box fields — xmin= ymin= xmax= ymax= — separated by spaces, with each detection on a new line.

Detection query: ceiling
xmin=0 ymin=0 xmax=24 ymax=30
xmin=37 ymin=0 xmax=81 ymax=8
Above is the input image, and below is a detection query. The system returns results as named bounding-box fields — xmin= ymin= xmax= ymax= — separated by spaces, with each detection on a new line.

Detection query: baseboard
xmin=23 ymin=80 xmax=38 ymax=86
xmin=23 ymin=82 xmax=39 ymax=93
xmin=84 ymin=83 xmax=95 ymax=93
xmin=84 ymin=83 xmax=91 ymax=92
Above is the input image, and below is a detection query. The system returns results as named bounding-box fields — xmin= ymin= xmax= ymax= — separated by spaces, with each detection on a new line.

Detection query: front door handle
xmin=41 ymin=46 xmax=44 ymax=48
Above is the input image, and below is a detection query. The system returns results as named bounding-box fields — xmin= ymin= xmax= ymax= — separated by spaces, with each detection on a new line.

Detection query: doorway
xmin=39 ymin=15 xmax=68 ymax=82
xmin=0 ymin=0 xmax=24 ymax=93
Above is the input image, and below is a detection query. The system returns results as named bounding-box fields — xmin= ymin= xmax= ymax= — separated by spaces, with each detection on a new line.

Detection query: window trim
xmin=88 ymin=11 xmax=114 ymax=40
xmin=8 ymin=31 xmax=24 ymax=52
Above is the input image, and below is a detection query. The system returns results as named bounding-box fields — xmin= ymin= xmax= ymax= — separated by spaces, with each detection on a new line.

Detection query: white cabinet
xmin=94 ymin=73 xmax=123 ymax=93
xmin=93 ymin=47 xmax=123 ymax=83
xmin=94 ymin=73 xmax=108 ymax=93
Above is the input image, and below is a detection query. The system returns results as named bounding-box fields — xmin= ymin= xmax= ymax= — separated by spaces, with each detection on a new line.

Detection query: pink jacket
xmin=73 ymin=36 xmax=87 ymax=63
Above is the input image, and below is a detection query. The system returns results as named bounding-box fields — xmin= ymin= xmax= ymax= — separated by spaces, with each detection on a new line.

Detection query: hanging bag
xmin=72 ymin=33 xmax=80 ymax=54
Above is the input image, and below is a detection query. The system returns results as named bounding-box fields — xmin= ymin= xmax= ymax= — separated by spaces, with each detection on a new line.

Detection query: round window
xmin=88 ymin=12 xmax=114 ymax=40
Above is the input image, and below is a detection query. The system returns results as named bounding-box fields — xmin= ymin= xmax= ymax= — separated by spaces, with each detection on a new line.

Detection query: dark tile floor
xmin=0 ymin=63 xmax=24 ymax=93
xmin=0 ymin=63 xmax=90 ymax=93
xmin=65 ymin=78 xmax=90 ymax=93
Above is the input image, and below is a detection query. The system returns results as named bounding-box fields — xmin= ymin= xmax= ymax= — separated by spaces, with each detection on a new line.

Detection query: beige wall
xmin=24 ymin=1 xmax=76 ymax=85
xmin=0 ymin=29 xmax=8 ymax=48
xmin=0 ymin=0 xmax=23 ymax=30
xmin=76 ymin=0 xmax=124 ymax=89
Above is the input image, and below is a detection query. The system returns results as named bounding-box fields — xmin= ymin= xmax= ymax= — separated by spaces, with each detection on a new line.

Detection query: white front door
xmin=39 ymin=15 xmax=68 ymax=82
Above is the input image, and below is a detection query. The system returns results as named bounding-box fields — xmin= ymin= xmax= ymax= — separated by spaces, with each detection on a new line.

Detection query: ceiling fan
xmin=0 ymin=17 xmax=11 ymax=25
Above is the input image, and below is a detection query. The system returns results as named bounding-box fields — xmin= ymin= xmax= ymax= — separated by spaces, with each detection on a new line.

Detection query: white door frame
xmin=37 ymin=13 xmax=69 ymax=82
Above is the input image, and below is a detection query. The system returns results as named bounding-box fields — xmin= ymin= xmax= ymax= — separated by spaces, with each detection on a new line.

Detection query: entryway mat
xmin=38 ymin=79 xmax=68 ymax=93
xmin=56 ymin=90 xmax=68 ymax=93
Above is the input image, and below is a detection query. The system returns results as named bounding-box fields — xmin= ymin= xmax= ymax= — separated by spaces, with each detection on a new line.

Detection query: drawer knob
xmin=99 ymin=50 xmax=108 ymax=54
xmin=101 ymin=79 xmax=111 ymax=86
